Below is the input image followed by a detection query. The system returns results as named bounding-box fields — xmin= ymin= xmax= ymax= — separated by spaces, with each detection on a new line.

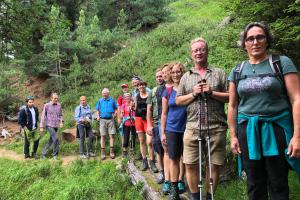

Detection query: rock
xmin=62 ymin=128 xmax=77 ymax=142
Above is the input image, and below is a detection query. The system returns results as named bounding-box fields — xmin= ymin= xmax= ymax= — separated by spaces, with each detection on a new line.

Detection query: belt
xmin=101 ymin=117 xmax=113 ymax=120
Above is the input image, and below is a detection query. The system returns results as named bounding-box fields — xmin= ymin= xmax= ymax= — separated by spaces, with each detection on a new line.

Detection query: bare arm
xmin=285 ymin=73 xmax=300 ymax=158
xmin=160 ymin=97 xmax=169 ymax=145
xmin=146 ymin=104 xmax=153 ymax=134
xmin=228 ymin=82 xmax=241 ymax=155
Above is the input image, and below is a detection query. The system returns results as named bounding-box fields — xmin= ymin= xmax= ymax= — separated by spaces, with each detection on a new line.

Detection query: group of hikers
xmin=18 ymin=22 xmax=300 ymax=200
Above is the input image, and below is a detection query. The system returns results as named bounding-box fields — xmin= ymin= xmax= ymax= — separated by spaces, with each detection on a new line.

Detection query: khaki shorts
xmin=99 ymin=118 xmax=116 ymax=136
xmin=183 ymin=123 xmax=227 ymax=165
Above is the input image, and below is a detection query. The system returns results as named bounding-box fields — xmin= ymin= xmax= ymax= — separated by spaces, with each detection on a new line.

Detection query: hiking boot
xmin=162 ymin=181 xmax=171 ymax=195
xmin=89 ymin=152 xmax=96 ymax=157
xmin=168 ymin=183 xmax=180 ymax=200
xmin=80 ymin=154 xmax=89 ymax=159
xmin=141 ymin=158 xmax=149 ymax=171
xmin=24 ymin=154 xmax=31 ymax=159
xmin=101 ymin=148 xmax=106 ymax=160
xmin=178 ymin=180 xmax=185 ymax=194
xmin=110 ymin=147 xmax=115 ymax=159
xmin=156 ymin=170 xmax=165 ymax=184
xmin=150 ymin=160 xmax=158 ymax=173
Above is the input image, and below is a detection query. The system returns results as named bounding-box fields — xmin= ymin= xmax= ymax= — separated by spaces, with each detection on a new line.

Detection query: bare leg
xmin=138 ymin=133 xmax=147 ymax=159
xmin=206 ymin=164 xmax=219 ymax=194
xmin=146 ymin=134 xmax=154 ymax=160
xmin=186 ymin=164 xmax=199 ymax=193
xmin=170 ymin=157 xmax=181 ymax=182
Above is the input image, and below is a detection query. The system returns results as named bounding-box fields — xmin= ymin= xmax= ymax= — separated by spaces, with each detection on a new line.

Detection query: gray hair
xmin=238 ymin=22 xmax=273 ymax=50
xmin=102 ymin=88 xmax=109 ymax=94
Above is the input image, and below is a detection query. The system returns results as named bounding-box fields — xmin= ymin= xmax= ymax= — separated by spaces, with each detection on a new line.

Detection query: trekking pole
xmin=201 ymin=79 xmax=214 ymax=200
xmin=198 ymin=91 xmax=204 ymax=200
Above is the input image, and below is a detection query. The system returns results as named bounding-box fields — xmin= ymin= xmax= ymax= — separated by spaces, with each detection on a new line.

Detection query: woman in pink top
xmin=120 ymin=93 xmax=136 ymax=156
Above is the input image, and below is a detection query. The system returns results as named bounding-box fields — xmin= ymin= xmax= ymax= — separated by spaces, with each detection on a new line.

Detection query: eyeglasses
xmin=191 ymin=48 xmax=207 ymax=53
xmin=245 ymin=34 xmax=266 ymax=44
xmin=171 ymin=71 xmax=182 ymax=75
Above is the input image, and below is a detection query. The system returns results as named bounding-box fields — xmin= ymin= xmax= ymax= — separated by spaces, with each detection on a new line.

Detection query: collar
xmin=189 ymin=66 xmax=212 ymax=74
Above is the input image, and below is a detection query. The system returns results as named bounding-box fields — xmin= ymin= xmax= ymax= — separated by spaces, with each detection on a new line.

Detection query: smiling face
xmin=190 ymin=41 xmax=208 ymax=65
xmin=244 ymin=26 xmax=268 ymax=59
xmin=171 ymin=64 xmax=183 ymax=84
xmin=80 ymin=96 xmax=87 ymax=106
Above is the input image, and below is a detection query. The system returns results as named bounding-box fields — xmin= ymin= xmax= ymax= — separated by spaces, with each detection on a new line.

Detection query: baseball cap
xmin=121 ymin=83 xmax=128 ymax=88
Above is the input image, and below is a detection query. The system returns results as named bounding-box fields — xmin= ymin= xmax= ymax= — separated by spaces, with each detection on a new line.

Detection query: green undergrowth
xmin=0 ymin=158 xmax=142 ymax=200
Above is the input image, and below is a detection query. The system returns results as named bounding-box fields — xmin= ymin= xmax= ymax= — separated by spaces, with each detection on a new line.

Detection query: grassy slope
xmin=0 ymin=158 xmax=142 ymax=200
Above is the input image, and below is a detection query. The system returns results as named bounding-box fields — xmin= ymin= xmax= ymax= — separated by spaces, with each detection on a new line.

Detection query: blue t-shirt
xmin=95 ymin=97 xmax=118 ymax=118
xmin=162 ymin=89 xmax=187 ymax=133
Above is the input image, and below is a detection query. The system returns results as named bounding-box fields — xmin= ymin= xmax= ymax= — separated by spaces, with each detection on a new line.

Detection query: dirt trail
xmin=0 ymin=148 xmax=121 ymax=167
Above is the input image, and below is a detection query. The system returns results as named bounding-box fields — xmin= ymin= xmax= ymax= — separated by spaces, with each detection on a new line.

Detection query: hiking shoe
xmin=156 ymin=170 xmax=165 ymax=184
xmin=89 ymin=152 xmax=96 ymax=157
xmin=24 ymin=154 xmax=31 ymax=159
xmin=141 ymin=158 xmax=149 ymax=171
xmin=110 ymin=147 xmax=115 ymax=159
xmin=178 ymin=181 xmax=185 ymax=194
xmin=150 ymin=160 xmax=159 ymax=173
xmin=162 ymin=181 xmax=171 ymax=195
xmin=80 ymin=154 xmax=89 ymax=159
xmin=53 ymin=156 xmax=58 ymax=160
xmin=168 ymin=183 xmax=180 ymax=200
xmin=101 ymin=148 xmax=106 ymax=160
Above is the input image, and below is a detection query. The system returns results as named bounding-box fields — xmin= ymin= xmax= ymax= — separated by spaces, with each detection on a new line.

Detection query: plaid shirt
xmin=40 ymin=102 xmax=63 ymax=128
xmin=177 ymin=66 xmax=228 ymax=130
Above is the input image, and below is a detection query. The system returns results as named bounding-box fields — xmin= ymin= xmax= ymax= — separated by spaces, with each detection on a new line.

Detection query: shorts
xmin=183 ymin=123 xmax=226 ymax=165
xmin=166 ymin=131 xmax=183 ymax=159
xmin=152 ymin=126 xmax=164 ymax=156
xmin=135 ymin=117 xmax=147 ymax=133
xmin=99 ymin=118 xmax=116 ymax=136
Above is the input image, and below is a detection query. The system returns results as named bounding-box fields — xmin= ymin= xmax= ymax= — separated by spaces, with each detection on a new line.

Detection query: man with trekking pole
xmin=176 ymin=37 xmax=229 ymax=200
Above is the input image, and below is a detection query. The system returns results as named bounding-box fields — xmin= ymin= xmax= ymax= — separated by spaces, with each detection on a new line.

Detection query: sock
xmin=191 ymin=192 xmax=200 ymax=200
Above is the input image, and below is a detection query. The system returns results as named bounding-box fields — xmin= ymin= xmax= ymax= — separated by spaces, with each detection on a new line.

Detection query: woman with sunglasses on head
xmin=161 ymin=62 xmax=187 ymax=200
xmin=228 ymin=22 xmax=300 ymax=200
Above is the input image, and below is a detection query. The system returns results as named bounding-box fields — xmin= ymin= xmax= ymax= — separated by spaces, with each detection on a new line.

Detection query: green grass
xmin=0 ymin=158 xmax=142 ymax=200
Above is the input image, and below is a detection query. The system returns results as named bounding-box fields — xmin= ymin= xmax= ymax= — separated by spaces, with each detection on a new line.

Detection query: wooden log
xmin=126 ymin=161 xmax=162 ymax=200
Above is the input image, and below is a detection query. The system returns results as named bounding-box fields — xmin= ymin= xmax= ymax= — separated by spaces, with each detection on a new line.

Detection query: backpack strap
xmin=233 ymin=61 xmax=246 ymax=86
xmin=269 ymin=54 xmax=284 ymax=83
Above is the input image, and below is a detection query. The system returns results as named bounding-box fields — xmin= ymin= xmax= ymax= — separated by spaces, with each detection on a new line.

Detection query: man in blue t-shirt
xmin=95 ymin=88 xmax=118 ymax=160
